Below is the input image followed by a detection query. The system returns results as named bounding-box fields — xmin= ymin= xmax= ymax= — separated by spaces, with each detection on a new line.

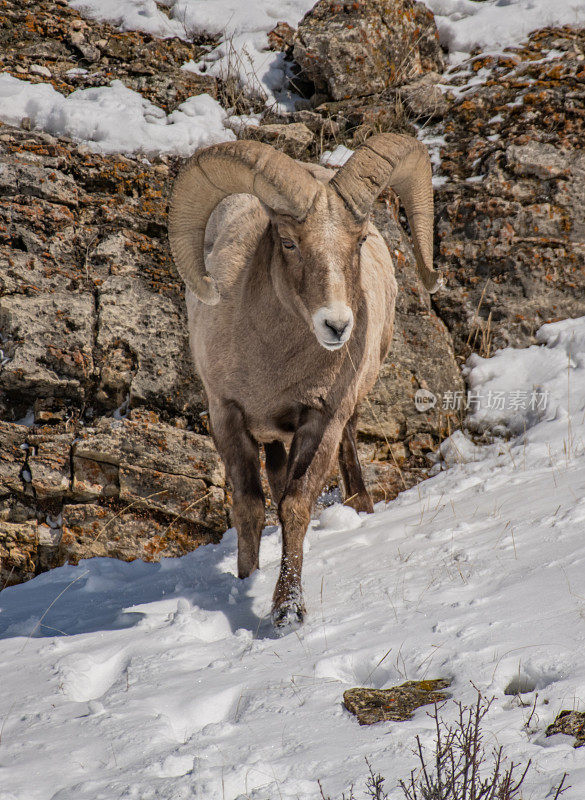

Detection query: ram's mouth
xmin=320 ymin=339 xmax=346 ymax=351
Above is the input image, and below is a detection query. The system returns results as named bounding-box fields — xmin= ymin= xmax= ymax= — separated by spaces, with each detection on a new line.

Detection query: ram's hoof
xmin=271 ymin=601 xmax=305 ymax=632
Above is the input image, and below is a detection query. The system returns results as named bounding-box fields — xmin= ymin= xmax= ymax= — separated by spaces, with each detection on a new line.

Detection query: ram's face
xmin=273 ymin=193 xmax=368 ymax=351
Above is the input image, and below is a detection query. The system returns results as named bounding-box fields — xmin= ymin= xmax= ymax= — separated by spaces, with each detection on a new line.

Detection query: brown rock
xmin=267 ymin=21 xmax=295 ymax=51
xmin=60 ymin=502 xmax=220 ymax=564
xmin=0 ymin=520 xmax=38 ymax=586
xmin=293 ymin=0 xmax=444 ymax=101
xmin=546 ymin=709 xmax=585 ymax=748
xmin=344 ymin=678 xmax=452 ymax=725
xmin=243 ymin=123 xmax=315 ymax=158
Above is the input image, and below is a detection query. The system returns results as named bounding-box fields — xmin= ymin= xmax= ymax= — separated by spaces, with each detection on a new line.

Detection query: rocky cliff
xmin=1 ymin=0 xmax=584 ymax=586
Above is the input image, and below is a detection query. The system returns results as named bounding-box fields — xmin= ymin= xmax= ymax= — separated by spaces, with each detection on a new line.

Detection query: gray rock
xmin=399 ymin=72 xmax=448 ymax=119
xmin=506 ymin=142 xmax=569 ymax=180
xmin=243 ymin=122 xmax=315 ymax=158
xmin=293 ymin=0 xmax=444 ymax=101
xmin=0 ymin=291 xmax=95 ymax=400
xmin=0 ymin=421 xmax=28 ymax=496
xmin=96 ymin=276 xmax=203 ymax=414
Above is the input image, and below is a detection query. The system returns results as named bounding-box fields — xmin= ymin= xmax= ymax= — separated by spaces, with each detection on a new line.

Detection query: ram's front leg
xmin=272 ymin=407 xmax=344 ymax=628
xmin=209 ymin=399 xmax=265 ymax=578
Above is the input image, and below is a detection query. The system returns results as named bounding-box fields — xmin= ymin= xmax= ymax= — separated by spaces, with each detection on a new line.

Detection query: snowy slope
xmin=2 ymin=318 xmax=585 ymax=799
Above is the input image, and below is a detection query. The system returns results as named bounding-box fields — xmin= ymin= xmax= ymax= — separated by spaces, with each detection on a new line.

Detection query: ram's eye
xmin=281 ymin=238 xmax=296 ymax=250
xmin=358 ymin=235 xmax=368 ymax=247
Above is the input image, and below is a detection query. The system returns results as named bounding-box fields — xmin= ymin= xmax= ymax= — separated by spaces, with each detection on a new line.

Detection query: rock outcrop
xmin=5 ymin=0 xmax=583 ymax=587
xmin=293 ymin=0 xmax=444 ymax=101
xmin=433 ymin=27 xmax=585 ymax=354
xmin=0 ymin=0 xmax=216 ymax=113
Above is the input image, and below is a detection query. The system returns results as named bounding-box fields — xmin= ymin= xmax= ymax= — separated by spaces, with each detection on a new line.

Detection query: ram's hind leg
xmin=272 ymin=408 xmax=344 ymax=628
xmin=338 ymin=410 xmax=374 ymax=514
xmin=209 ymin=400 xmax=265 ymax=578
xmin=265 ymin=440 xmax=287 ymax=507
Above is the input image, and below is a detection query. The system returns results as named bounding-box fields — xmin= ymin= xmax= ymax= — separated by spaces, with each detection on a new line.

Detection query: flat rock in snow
xmin=343 ymin=678 xmax=452 ymax=725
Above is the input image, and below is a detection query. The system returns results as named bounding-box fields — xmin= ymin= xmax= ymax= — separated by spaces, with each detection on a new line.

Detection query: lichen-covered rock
xmin=0 ymin=0 xmax=217 ymax=114
xmin=60 ymin=502 xmax=221 ymax=565
xmin=546 ymin=709 xmax=585 ymax=748
xmin=267 ymin=21 xmax=295 ymax=52
xmin=293 ymin=0 xmax=444 ymax=101
xmin=343 ymin=678 xmax=452 ymax=725
xmin=0 ymin=520 xmax=38 ymax=586
xmin=433 ymin=28 xmax=585 ymax=354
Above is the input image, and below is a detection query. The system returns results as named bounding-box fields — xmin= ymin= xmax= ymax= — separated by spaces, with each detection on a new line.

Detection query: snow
xmin=2 ymin=317 xmax=585 ymax=799
xmin=67 ymin=0 xmax=187 ymax=39
xmin=0 ymin=74 xmax=234 ymax=157
xmin=67 ymin=0 xmax=317 ymax=106
xmin=320 ymin=144 xmax=354 ymax=168
xmin=424 ymin=0 xmax=585 ymax=63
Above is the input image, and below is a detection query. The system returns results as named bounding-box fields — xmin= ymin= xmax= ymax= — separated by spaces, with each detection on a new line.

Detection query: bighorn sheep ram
xmin=168 ymin=133 xmax=441 ymax=627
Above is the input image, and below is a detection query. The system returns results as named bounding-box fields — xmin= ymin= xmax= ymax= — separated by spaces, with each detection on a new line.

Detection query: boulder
xmin=293 ymin=0 xmax=444 ymax=101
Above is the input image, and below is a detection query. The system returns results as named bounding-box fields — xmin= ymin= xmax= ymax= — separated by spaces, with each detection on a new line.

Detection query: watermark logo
xmin=414 ymin=388 xmax=437 ymax=412
xmin=414 ymin=388 xmax=549 ymax=413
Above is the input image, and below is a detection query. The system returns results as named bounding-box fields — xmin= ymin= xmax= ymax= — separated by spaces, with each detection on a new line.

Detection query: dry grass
xmin=317 ymin=690 xmax=569 ymax=800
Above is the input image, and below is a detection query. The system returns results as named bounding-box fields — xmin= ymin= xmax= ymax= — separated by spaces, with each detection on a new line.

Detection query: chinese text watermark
xmin=414 ymin=388 xmax=549 ymax=413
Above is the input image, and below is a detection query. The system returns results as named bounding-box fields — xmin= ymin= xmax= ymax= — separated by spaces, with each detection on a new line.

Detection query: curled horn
xmin=168 ymin=140 xmax=323 ymax=304
xmin=330 ymin=133 xmax=442 ymax=293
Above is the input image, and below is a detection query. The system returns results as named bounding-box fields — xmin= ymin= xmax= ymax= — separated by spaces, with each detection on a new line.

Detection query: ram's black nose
xmin=324 ymin=319 xmax=349 ymax=340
